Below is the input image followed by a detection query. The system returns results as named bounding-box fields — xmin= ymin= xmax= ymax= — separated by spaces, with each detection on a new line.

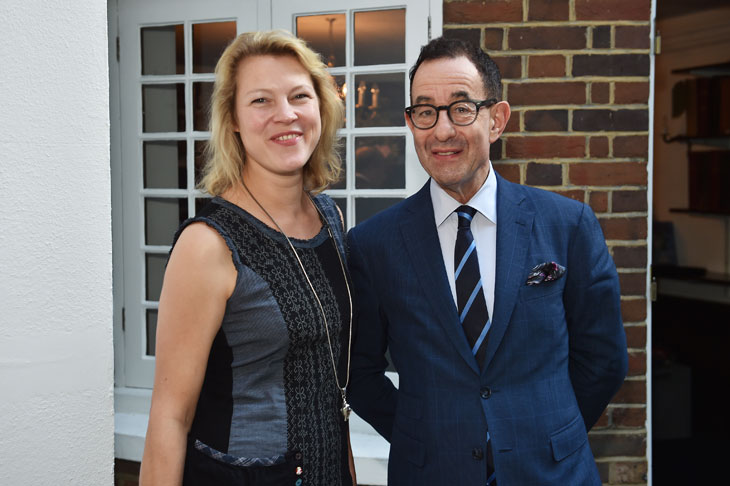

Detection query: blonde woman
xmin=140 ymin=30 xmax=355 ymax=486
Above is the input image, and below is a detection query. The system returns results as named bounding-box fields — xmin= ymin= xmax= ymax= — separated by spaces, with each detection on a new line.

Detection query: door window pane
xmin=332 ymin=197 xmax=348 ymax=227
xmin=142 ymin=84 xmax=186 ymax=132
xmin=194 ymin=140 xmax=208 ymax=186
xmin=145 ymin=254 xmax=168 ymax=301
xmin=192 ymin=21 xmax=237 ymax=73
xmin=195 ymin=196 xmax=212 ymax=215
xmin=354 ymin=73 xmax=405 ymax=128
xmin=329 ymin=138 xmax=347 ymax=189
xmin=355 ymin=136 xmax=405 ymax=189
xmin=144 ymin=197 xmax=188 ymax=246
xmin=334 ymin=74 xmax=347 ymax=125
xmin=193 ymin=82 xmax=214 ymax=131
xmin=356 ymin=197 xmax=402 ymax=224
xmin=146 ymin=309 xmax=158 ymax=356
xmin=141 ymin=25 xmax=184 ymax=75
xmin=144 ymin=141 xmax=187 ymax=188
xmin=296 ymin=14 xmax=346 ymax=68
xmin=354 ymin=9 xmax=405 ymax=66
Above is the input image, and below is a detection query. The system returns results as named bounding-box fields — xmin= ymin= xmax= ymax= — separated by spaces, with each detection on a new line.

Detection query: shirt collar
xmin=430 ymin=161 xmax=498 ymax=227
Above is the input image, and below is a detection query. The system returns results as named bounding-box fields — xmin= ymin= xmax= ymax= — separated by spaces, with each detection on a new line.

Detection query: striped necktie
xmin=454 ymin=205 xmax=497 ymax=486
xmin=454 ymin=205 xmax=491 ymax=367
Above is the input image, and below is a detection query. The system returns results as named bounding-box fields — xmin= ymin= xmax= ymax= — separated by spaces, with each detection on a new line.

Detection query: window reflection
xmin=144 ymin=197 xmax=188 ymax=246
xmin=355 ymin=136 xmax=405 ymax=189
xmin=193 ymin=82 xmax=214 ymax=131
xmin=354 ymin=73 xmax=405 ymax=127
xmin=141 ymin=25 xmax=184 ymax=75
xmin=145 ymin=253 xmax=168 ymax=302
xmin=146 ymin=309 xmax=158 ymax=356
xmin=356 ymin=197 xmax=403 ymax=224
xmin=144 ymin=141 xmax=187 ymax=189
xmin=354 ymin=9 xmax=405 ymax=66
xmin=194 ymin=140 xmax=208 ymax=186
xmin=296 ymin=14 xmax=346 ymax=68
xmin=142 ymin=84 xmax=185 ymax=133
xmin=329 ymin=138 xmax=347 ymax=189
xmin=332 ymin=198 xmax=348 ymax=228
xmin=192 ymin=21 xmax=236 ymax=73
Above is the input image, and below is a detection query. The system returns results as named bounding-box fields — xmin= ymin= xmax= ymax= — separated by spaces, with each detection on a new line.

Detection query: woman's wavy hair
xmin=200 ymin=30 xmax=344 ymax=195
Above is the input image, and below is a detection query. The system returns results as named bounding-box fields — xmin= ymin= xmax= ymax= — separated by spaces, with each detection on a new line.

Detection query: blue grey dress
xmin=175 ymin=194 xmax=352 ymax=486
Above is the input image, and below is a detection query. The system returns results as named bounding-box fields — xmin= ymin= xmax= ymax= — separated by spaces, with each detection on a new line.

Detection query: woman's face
xmin=233 ymin=54 xmax=322 ymax=180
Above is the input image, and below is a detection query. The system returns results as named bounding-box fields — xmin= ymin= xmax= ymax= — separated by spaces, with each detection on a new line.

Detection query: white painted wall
xmin=0 ymin=1 xmax=114 ymax=484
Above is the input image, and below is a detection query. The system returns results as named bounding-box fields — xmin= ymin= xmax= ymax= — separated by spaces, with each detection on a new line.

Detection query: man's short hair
xmin=409 ymin=37 xmax=503 ymax=101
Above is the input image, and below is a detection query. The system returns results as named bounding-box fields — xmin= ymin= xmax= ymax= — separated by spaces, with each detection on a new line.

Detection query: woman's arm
xmin=139 ymin=222 xmax=236 ymax=486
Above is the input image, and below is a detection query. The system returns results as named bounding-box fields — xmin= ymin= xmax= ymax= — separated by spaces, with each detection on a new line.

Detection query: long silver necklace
xmin=242 ymin=180 xmax=353 ymax=421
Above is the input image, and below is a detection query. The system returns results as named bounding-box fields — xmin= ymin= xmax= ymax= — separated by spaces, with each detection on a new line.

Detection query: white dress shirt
xmin=430 ymin=162 xmax=497 ymax=318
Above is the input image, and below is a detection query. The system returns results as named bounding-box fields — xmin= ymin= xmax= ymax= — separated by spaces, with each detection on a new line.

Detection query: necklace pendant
xmin=341 ymin=401 xmax=352 ymax=421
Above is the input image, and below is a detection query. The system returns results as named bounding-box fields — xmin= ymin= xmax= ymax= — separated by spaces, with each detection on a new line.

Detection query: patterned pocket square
xmin=526 ymin=261 xmax=566 ymax=285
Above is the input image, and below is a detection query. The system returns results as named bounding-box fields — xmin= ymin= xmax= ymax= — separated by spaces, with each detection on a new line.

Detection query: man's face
xmin=406 ymin=56 xmax=508 ymax=203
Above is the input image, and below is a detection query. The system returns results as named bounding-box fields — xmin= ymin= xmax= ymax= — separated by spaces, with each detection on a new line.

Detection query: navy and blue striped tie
xmin=454 ymin=205 xmax=491 ymax=366
xmin=454 ymin=205 xmax=496 ymax=486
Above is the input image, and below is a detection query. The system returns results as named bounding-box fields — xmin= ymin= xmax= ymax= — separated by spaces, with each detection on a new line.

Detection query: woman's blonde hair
xmin=200 ymin=30 xmax=344 ymax=195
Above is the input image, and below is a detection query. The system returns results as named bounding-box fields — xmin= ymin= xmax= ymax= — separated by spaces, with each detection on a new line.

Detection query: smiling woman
xmin=139 ymin=30 xmax=355 ymax=486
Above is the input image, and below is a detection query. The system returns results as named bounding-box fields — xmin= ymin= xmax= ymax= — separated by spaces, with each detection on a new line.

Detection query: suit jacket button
xmin=472 ymin=448 xmax=484 ymax=460
xmin=480 ymin=387 xmax=492 ymax=399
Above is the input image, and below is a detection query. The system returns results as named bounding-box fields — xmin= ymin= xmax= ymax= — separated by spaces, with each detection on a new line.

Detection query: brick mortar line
xmin=594 ymin=457 xmax=648 ymax=462
xmin=618 ymin=268 xmax=649 ymax=274
xmin=627 ymin=347 xmax=648 ymax=353
xmin=623 ymin=322 xmax=646 ymax=327
xmin=491 ymin=49 xmax=651 ymax=55
xmin=607 ymin=404 xmax=647 ymax=410
xmin=444 ymin=21 xmax=651 ymax=28
xmin=509 ymin=103 xmax=650 ymax=108
xmin=606 ymin=241 xmax=646 ymax=246
xmin=497 ymin=159 xmax=646 ymax=164
xmin=502 ymin=131 xmax=650 ymax=135
xmin=503 ymin=77 xmax=651 ymax=82
xmin=596 ymin=212 xmax=649 ymax=218
xmin=588 ymin=429 xmax=647 ymax=436
xmin=618 ymin=296 xmax=648 ymax=302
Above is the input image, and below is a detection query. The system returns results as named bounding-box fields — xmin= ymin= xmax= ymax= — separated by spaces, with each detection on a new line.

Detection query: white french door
xmin=113 ymin=0 xmax=439 ymax=389
xmin=116 ymin=0 xmax=261 ymax=388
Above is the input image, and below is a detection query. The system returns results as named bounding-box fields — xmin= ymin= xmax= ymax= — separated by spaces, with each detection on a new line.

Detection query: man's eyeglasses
xmin=404 ymin=98 xmax=497 ymax=130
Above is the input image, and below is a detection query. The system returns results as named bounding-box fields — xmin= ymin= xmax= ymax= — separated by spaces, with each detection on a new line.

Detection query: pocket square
xmin=526 ymin=261 xmax=566 ymax=285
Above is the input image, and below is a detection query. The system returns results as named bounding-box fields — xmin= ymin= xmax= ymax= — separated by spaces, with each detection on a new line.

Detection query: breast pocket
xmin=519 ymin=279 xmax=564 ymax=302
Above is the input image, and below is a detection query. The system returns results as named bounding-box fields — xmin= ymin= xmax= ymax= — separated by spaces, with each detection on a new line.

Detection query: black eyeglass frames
xmin=404 ymin=98 xmax=498 ymax=130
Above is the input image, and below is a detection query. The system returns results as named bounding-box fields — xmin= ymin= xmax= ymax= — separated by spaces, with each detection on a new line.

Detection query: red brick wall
xmin=444 ymin=1 xmax=650 ymax=484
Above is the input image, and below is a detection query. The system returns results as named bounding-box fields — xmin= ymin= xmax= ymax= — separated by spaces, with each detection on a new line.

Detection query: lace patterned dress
xmin=175 ymin=194 xmax=352 ymax=486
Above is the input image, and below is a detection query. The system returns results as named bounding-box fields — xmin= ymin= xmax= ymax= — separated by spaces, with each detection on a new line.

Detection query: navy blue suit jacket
xmin=347 ymin=174 xmax=628 ymax=485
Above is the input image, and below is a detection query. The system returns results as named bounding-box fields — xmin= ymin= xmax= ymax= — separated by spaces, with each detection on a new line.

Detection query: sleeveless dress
xmin=174 ymin=194 xmax=352 ymax=486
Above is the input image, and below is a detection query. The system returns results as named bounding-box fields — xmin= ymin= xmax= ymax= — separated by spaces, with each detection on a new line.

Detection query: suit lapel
xmin=482 ymin=174 xmax=534 ymax=371
xmin=400 ymin=182 xmax=480 ymax=374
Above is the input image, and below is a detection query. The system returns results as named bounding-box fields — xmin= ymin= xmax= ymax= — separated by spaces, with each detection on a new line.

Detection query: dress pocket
xmin=183 ymin=439 xmax=303 ymax=486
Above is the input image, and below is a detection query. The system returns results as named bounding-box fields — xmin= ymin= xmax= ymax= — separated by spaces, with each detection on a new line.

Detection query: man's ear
xmin=404 ymin=110 xmax=415 ymax=134
xmin=489 ymin=101 xmax=511 ymax=143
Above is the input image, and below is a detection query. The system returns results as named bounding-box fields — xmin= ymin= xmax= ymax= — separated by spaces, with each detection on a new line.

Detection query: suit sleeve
xmin=346 ymin=227 xmax=398 ymax=441
xmin=564 ymin=203 xmax=628 ymax=430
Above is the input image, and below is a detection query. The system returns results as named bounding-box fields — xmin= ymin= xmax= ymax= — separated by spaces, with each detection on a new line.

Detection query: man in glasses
xmin=347 ymin=37 xmax=628 ymax=486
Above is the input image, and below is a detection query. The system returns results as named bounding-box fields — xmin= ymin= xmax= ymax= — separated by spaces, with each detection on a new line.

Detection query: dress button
xmin=295 ymin=452 xmax=302 ymax=460
xmin=480 ymin=387 xmax=492 ymax=399
xmin=472 ymin=447 xmax=484 ymax=460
